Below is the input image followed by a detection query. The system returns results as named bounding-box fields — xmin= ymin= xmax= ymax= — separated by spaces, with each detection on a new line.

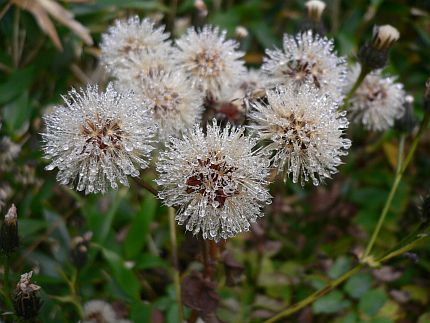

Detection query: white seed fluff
xmin=83 ymin=300 xmax=130 ymax=323
xmin=263 ymin=30 xmax=347 ymax=103
xmin=100 ymin=16 xmax=171 ymax=77
xmin=156 ymin=120 xmax=272 ymax=241
xmin=249 ymin=84 xmax=351 ymax=186
xmin=174 ymin=25 xmax=246 ymax=100
xmin=116 ymin=69 xmax=204 ymax=139
xmin=347 ymin=64 xmax=405 ymax=131
xmin=42 ymin=84 xmax=156 ymax=194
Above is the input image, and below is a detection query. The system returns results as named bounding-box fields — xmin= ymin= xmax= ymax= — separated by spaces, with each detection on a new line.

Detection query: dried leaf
xmin=373 ymin=266 xmax=402 ymax=282
xmin=11 ymin=0 xmax=93 ymax=51
xmin=181 ymin=271 xmax=219 ymax=314
xmin=12 ymin=0 xmax=62 ymax=50
xmin=221 ymin=250 xmax=244 ymax=286
xmin=38 ymin=0 xmax=93 ymax=45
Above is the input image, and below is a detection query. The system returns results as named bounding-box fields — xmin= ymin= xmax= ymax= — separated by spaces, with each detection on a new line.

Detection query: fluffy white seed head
xmin=174 ymin=25 xmax=246 ymax=100
xmin=116 ymin=70 xmax=204 ymax=139
xmin=263 ymin=31 xmax=347 ymax=103
xmin=372 ymin=25 xmax=400 ymax=50
xmin=305 ymin=0 xmax=326 ymax=21
xmin=100 ymin=16 xmax=171 ymax=76
xmin=0 ymin=137 xmax=20 ymax=167
xmin=82 ymin=300 xmax=131 ymax=323
xmin=42 ymin=84 xmax=156 ymax=194
xmin=347 ymin=64 xmax=406 ymax=131
xmin=156 ymin=120 xmax=272 ymax=241
xmin=249 ymin=84 xmax=351 ymax=186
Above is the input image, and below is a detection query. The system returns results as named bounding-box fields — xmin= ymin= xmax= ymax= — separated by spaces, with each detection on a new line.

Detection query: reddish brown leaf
xmin=181 ymin=271 xmax=219 ymax=314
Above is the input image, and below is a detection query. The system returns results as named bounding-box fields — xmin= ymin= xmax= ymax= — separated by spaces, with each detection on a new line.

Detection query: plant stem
xmin=168 ymin=207 xmax=183 ymax=322
xmin=362 ymin=134 xmax=405 ymax=258
xmin=2 ymin=255 xmax=14 ymax=312
xmin=265 ymin=112 xmax=430 ymax=323
xmin=339 ymin=66 xmax=369 ymax=111
xmin=265 ymin=265 xmax=363 ymax=323
xmin=363 ymin=112 xmax=430 ymax=258
xmin=264 ymin=232 xmax=430 ymax=323
xmin=70 ymin=269 xmax=84 ymax=319
xmin=133 ymin=177 xmax=158 ymax=197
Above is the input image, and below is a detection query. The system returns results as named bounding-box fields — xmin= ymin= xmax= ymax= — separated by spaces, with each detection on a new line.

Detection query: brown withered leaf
xmin=181 ymin=271 xmax=219 ymax=314
xmin=373 ymin=266 xmax=402 ymax=282
xmin=221 ymin=250 xmax=244 ymax=286
xmin=11 ymin=0 xmax=93 ymax=51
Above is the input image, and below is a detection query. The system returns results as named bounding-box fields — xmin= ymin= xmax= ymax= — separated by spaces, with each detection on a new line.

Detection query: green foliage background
xmin=1 ymin=0 xmax=430 ymax=322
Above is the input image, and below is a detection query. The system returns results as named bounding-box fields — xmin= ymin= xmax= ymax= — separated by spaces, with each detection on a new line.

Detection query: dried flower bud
xmin=371 ymin=25 xmax=400 ymax=50
xmin=358 ymin=25 xmax=399 ymax=71
xmin=70 ymin=232 xmax=92 ymax=268
xmin=300 ymin=0 xmax=327 ymax=35
xmin=235 ymin=26 xmax=248 ymax=39
xmin=305 ymin=0 xmax=326 ymax=22
xmin=13 ymin=271 xmax=42 ymax=320
xmin=424 ymin=78 xmax=430 ymax=112
xmin=0 ymin=204 xmax=19 ymax=255
xmin=395 ymin=95 xmax=417 ymax=134
xmin=194 ymin=0 xmax=208 ymax=17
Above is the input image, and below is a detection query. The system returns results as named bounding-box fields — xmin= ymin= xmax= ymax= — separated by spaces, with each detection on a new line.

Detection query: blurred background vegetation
xmin=1 ymin=0 xmax=430 ymax=322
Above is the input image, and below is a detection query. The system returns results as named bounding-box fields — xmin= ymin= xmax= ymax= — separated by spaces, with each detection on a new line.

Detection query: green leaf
xmin=358 ymin=289 xmax=387 ymax=317
xmin=124 ymin=194 xmax=158 ymax=258
xmin=328 ymin=256 xmax=351 ymax=279
xmin=418 ymin=313 xmax=430 ymax=323
xmin=2 ymin=91 xmax=31 ymax=134
xmin=344 ymin=273 xmax=372 ymax=299
xmin=312 ymin=291 xmax=351 ymax=314
xmin=136 ymin=253 xmax=168 ymax=270
xmin=101 ymin=247 xmax=141 ymax=300
xmin=0 ymin=67 xmax=35 ymax=104
xmin=401 ymin=285 xmax=429 ymax=304
xmin=19 ymin=219 xmax=48 ymax=237
xmin=131 ymin=302 xmax=152 ymax=322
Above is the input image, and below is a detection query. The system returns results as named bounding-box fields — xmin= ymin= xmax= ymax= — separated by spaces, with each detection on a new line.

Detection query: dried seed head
xmin=249 ymin=84 xmax=351 ymax=186
xmin=305 ymin=0 xmax=326 ymax=22
xmin=100 ymin=16 xmax=171 ymax=77
xmin=116 ymin=70 xmax=204 ymax=140
xmin=347 ymin=65 xmax=405 ymax=131
xmin=83 ymin=300 xmax=121 ymax=323
xmin=42 ymin=84 xmax=156 ymax=194
xmin=174 ymin=25 xmax=246 ymax=100
xmin=263 ymin=31 xmax=347 ymax=103
xmin=0 ymin=204 xmax=19 ymax=255
xmin=13 ymin=271 xmax=42 ymax=320
xmin=0 ymin=137 xmax=20 ymax=170
xmin=156 ymin=120 xmax=272 ymax=241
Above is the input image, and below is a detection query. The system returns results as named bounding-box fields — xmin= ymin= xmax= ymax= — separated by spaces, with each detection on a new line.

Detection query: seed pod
xmin=300 ymin=0 xmax=327 ymax=36
xmin=13 ymin=271 xmax=42 ymax=320
xmin=70 ymin=232 xmax=92 ymax=268
xmin=0 ymin=204 xmax=19 ymax=255
xmin=358 ymin=25 xmax=400 ymax=71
